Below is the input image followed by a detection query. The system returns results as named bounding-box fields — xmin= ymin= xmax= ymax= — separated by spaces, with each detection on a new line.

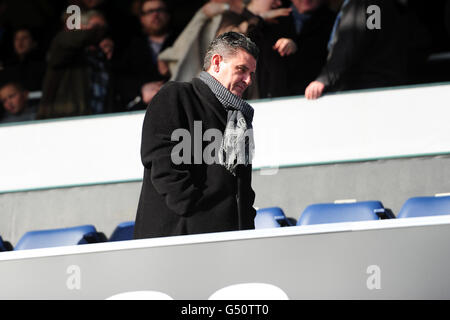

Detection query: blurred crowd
xmin=0 ymin=0 xmax=449 ymax=123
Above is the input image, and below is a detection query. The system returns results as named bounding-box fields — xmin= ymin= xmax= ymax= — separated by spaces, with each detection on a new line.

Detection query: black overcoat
xmin=316 ymin=0 xmax=408 ymax=91
xmin=134 ymin=78 xmax=256 ymax=239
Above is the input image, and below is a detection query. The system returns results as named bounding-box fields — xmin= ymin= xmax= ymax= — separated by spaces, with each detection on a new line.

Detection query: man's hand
xmin=158 ymin=60 xmax=170 ymax=77
xmin=273 ymin=38 xmax=297 ymax=57
xmin=141 ymin=81 xmax=164 ymax=104
xmin=202 ymin=1 xmax=229 ymax=18
xmin=228 ymin=0 xmax=245 ymax=14
xmin=99 ymin=38 xmax=114 ymax=60
xmin=260 ymin=7 xmax=291 ymax=23
xmin=305 ymin=81 xmax=325 ymax=100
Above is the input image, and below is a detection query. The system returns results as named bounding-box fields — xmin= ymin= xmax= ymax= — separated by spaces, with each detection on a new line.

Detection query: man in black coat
xmin=285 ymin=0 xmax=336 ymax=96
xmin=305 ymin=0 xmax=408 ymax=99
xmin=134 ymin=32 xmax=259 ymax=239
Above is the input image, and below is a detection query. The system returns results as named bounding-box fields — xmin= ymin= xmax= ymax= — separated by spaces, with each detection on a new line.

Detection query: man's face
xmin=86 ymin=15 xmax=107 ymax=30
xmin=140 ymin=0 xmax=170 ymax=36
xmin=291 ymin=0 xmax=322 ymax=13
xmin=210 ymin=49 xmax=257 ymax=97
xmin=0 ymin=85 xmax=28 ymax=115
xmin=81 ymin=0 xmax=104 ymax=9
xmin=14 ymin=30 xmax=35 ymax=57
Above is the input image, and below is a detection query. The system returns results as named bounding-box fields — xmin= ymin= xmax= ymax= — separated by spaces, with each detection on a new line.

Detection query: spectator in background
xmin=0 ymin=82 xmax=36 ymax=123
xmin=37 ymin=10 xmax=117 ymax=119
xmin=72 ymin=0 xmax=142 ymax=58
xmin=305 ymin=0 xmax=408 ymax=99
xmin=1 ymin=1 xmax=66 ymax=58
xmin=115 ymin=0 xmax=177 ymax=110
xmin=158 ymin=0 xmax=245 ymax=84
xmin=159 ymin=0 xmax=293 ymax=99
xmin=0 ymin=27 xmax=46 ymax=92
xmin=284 ymin=0 xmax=336 ymax=96
xmin=242 ymin=0 xmax=295 ymax=98
xmin=0 ymin=0 xmax=11 ymax=71
xmin=78 ymin=0 xmax=105 ymax=9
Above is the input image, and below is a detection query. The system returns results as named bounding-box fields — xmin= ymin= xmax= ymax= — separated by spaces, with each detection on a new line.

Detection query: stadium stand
xmin=0 ymin=0 xmax=449 ymax=300
xmin=297 ymin=200 xmax=387 ymax=226
xmin=254 ymin=207 xmax=295 ymax=229
xmin=397 ymin=194 xmax=450 ymax=218
xmin=109 ymin=221 xmax=135 ymax=242
xmin=14 ymin=224 xmax=107 ymax=250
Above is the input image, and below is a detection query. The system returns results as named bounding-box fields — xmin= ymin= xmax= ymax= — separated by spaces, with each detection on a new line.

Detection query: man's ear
xmin=211 ymin=54 xmax=223 ymax=73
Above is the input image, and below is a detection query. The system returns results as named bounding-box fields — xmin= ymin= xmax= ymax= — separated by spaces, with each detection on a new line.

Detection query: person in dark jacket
xmin=0 ymin=27 xmax=46 ymax=92
xmin=305 ymin=0 xmax=408 ymax=99
xmin=114 ymin=0 xmax=177 ymax=111
xmin=37 ymin=10 xmax=116 ymax=119
xmin=134 ymin=32 xmax=259 ymax=239
xmin=242 ymin=0 xmax=294 ymax=99
xmin=285 ymin=0 xmax=336 ymax=96
xmin=0 ymin=81 xmax=36 ymax=123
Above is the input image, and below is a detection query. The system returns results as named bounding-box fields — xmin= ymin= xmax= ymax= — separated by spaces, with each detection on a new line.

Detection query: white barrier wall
xmin=0 ymin=113 xmax=144 ymax=193
xmin=1 ymin=215 xmax=450 ymax=299
xmin=1 ymin=83 xmax=450 ymax=194
xmin=0 ymin=85 xmax=450 ymax=192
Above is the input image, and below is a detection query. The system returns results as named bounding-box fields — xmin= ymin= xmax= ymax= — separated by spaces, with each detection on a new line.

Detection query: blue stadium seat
xmin=255 ymin=207 xmax=294 ymax=229
xmin=14 ymin=225 xmax=107 ymax=250
xmin=297 ymin=201 xmax=384 ymax=226
xmin=0 ymin=236 xmax=13 ymax=252
xmin=397 ymin=195 xmax=450 ymax=218
xmin=109 ymin=221 xmax=135 ymax=242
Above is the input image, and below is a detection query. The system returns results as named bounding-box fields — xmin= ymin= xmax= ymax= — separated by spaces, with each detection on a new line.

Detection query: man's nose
xmin=243 ymin=73 xmax=252 ymax=86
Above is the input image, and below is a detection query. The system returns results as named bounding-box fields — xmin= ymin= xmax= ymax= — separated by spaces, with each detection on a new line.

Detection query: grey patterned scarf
xmin=199 ymin=71 xmax=255 ymax=175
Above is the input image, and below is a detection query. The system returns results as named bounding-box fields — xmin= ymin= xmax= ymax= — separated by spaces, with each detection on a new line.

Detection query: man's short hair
xmin=0 ymin=81 xmax=26 ymax=93
xmin=203 ymin=32 xmax=259 ymax=71
xmin=80 ymin=10 xmax=107 ymax=28
xmin=140 ymin=0 xmax=170 ymax=15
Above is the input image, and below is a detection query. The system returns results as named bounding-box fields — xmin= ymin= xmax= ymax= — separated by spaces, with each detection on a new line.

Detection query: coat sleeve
xmin=157 ymin=9 xmax=211 ymax=82
xmin=47 ymin=28 xmax=107 ymax=68
xmin=315 ymin=0 xmax=367 ymax=89
xmin=141 ymin=82 xmax=202 ymax=216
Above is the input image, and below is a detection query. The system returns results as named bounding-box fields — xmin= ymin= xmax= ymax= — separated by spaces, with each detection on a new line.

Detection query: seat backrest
xmin=106 ymin=291 xmax=173 ymax=300
xmin=109 ymin=221 xmax=135 ymax=242
xmin=14 ymin=225 xmax=99 ymax=250
xmin=397 ymin=195 xmax=450 ymax=218
xmin=297 ymin=201 xmax=384 ymax=225
xmin=0 ymin=236 xmax=13 ymax=252
xmin=255 ymin=207 xmax=289 ymax=229
xmin=209 ymin=283 xmax=289 ymax=300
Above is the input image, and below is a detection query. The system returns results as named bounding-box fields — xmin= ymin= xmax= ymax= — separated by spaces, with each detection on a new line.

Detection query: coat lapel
xmin=192 ymin=78 xmax=227 ymax=128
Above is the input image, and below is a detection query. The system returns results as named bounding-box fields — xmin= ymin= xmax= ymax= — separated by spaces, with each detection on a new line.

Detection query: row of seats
xmin=255 ymin=194 xmax=450 ymax=229
xmin=0 ymin=221 xmax=135 ymax=252
xmin=1 ymin=195 xmax=449 ymax=252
